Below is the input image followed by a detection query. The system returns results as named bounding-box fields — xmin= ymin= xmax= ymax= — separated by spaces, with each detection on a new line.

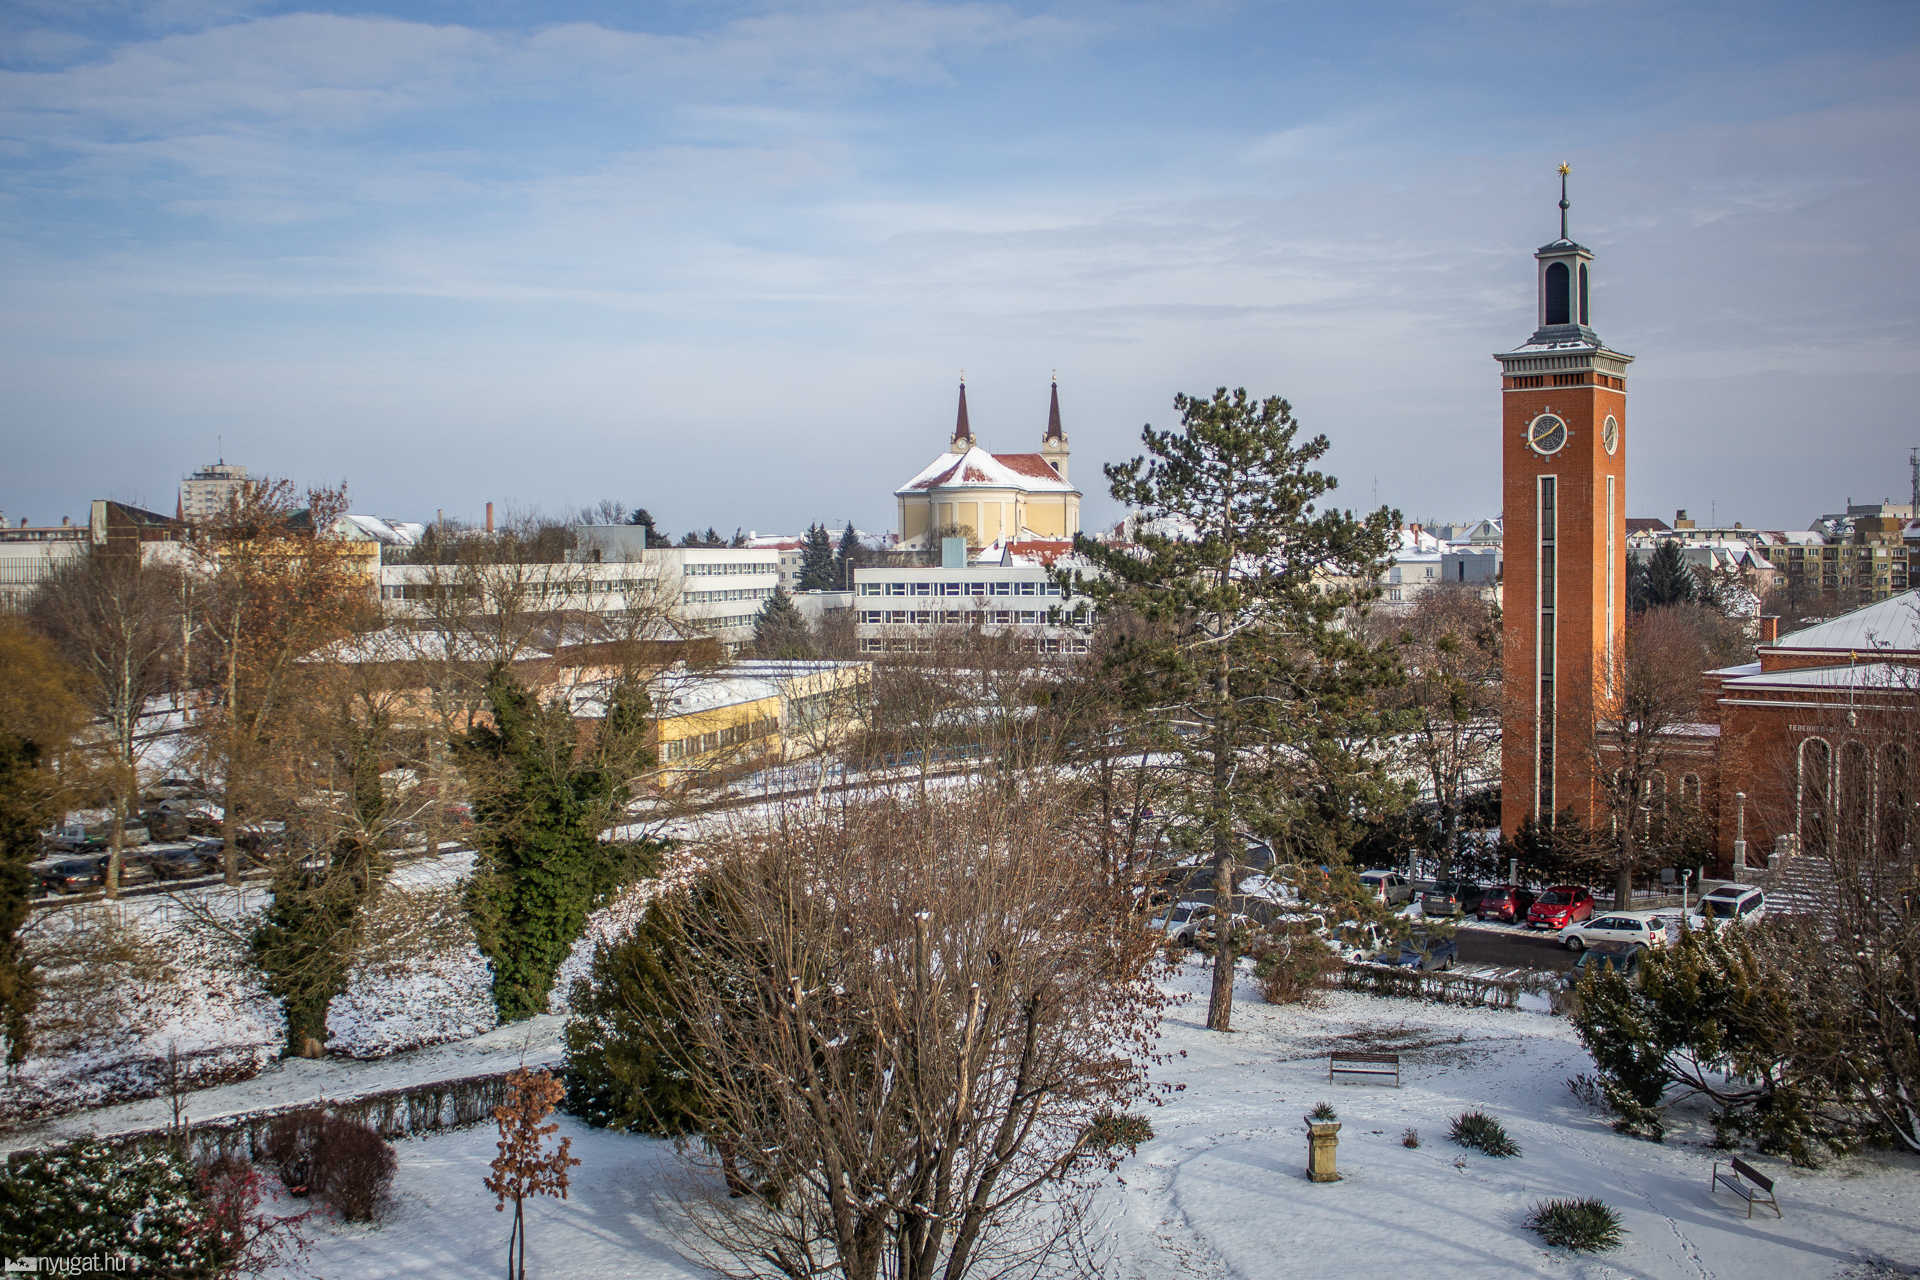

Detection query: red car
xmin=1526 ymin=885 xmax=1595 ymax=930
xmin=1477 ymin=883 xmax=1537 ymax=923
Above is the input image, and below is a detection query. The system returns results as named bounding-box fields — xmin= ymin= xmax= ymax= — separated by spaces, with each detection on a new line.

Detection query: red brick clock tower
xmin=1499 ymin=167 xmax=1633 ymax=836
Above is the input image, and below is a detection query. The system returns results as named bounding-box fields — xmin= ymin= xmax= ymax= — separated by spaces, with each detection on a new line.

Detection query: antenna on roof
xmin=1910 ymin=446 xmax=1918 ymax=514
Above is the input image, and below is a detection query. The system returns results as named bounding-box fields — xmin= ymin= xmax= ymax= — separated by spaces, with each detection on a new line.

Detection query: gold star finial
xmin=1558 ymin=162 xmax=1571 ymax=177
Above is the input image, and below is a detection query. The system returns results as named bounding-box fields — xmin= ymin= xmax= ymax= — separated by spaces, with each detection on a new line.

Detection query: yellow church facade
xmin=894 ymin=379 xmax=1081 ymax=550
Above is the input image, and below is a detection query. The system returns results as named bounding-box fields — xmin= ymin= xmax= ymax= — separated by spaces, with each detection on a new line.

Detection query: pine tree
xmin=456 ymin=668 xmax=656 ymax=1021
xmin=799 ymin=522 xmax=836 ymax=591
xmin=627 ymin=508 xmax=669 ymax=548
xmin=1638 ymin=541 xmax=1697 ymax=610
xmin=834 ymin=522 xmax=861 ymax=590
xmin=752 ymin=587 xmax=813 ymax=659
xmin=1067 ymin=387 xmax=1400 ymax=1033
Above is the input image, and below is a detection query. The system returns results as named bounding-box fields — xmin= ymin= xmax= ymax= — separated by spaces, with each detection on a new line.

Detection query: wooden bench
xmin=1327 ymin=1051 xmax=1400 ymax=1087
xmin=1709 ymin=1157 xmax=1780 ymax=1218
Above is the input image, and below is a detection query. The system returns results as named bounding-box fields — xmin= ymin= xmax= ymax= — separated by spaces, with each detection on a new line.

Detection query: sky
xmin=3 ymin=0 xmax=1917 ymax=540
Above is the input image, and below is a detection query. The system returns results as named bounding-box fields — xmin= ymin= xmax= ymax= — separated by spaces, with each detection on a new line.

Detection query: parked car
xmin=1565 ymin=940 xmax=1645 ymax=985
xmin=1527 ymin=885 xmax=1596 ymax=930
xmin=41 ymin=823 xmax=95 ymax=853
xmin=1149 ymin=900 xmax=1212 ymax=946
xmin=1476 ymin=883 xmax=1537 ymax=923
xmin=1420 ymin=881 xmax=1485 ymax=917
xmin=1358 ymin=869 xmax=1413 ymax=906
xmin=141 ymin=843 xmax=221 ymax=882
xmin=1385 ymin=933 xmax=1458 ymax=971
xmin=35 ymin=856 xmax=105 ymax=895
xmin=1557 ymin=911 xmax=1677 ymax=952
xmin=145 ymin=776 xmax=203 ymax=802
xmin=1698 ymin=883 xmax=1766 ymax=923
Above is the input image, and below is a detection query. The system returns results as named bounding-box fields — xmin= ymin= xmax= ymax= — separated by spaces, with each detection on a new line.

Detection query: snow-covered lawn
xmin=275 ymin=963 xmax=1920 ymax=1279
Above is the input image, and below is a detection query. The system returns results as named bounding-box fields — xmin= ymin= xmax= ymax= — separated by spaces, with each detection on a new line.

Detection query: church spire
xmin=1040 ymin=370 xmax=1070 ymax=483
xmin=950 ymin=373 xmax=975 ymax=453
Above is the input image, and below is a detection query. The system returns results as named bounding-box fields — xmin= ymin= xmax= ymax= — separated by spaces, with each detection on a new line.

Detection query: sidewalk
xmin=0 ymin=1013 xmax=567 ymax=1157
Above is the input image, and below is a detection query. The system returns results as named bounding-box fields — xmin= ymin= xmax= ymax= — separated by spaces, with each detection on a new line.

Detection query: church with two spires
xmin=893 ymin=379 xmax=1081 ymax=553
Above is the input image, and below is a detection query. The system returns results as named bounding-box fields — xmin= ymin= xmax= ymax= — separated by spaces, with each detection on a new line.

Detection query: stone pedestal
xmin=1305 ymin=1120 xmax=1341 ymax=1182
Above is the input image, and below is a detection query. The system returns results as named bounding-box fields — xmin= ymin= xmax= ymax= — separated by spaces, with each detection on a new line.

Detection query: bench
xmin=1709 ymin=1157 xmax=1780 ymax=1218
xmin=1328 ymin=1051 xmax=1400 ymax=1087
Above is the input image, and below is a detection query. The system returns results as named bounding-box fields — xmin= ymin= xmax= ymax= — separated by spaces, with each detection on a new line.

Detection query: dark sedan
xmin=1420 ymin=881 xmax=1486 ymax=917
xmin=35 ymin=856 xmax=104 ymax=895
xmin=1385 ymin=934 xmax=1458 ymax=972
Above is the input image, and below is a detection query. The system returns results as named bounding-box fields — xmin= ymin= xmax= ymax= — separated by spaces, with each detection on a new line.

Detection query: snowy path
xmin=270 ymin=963 xmax=1919 ymax=1279
xmin=0 ymin=1014 xmax=565 ymax=1157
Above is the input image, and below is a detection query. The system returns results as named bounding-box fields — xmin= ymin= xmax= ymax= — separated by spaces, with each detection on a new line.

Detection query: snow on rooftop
xmin=896 ymin=445 xmax=1077 ymax=496
xmin=1726 ymin=661 xmax=1920 ymax=693
xmin=1771 ymin=590 xmax=1920 ymax=655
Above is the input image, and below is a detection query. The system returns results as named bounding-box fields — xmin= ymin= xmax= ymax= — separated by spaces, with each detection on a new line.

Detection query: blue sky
xmin=3 ymin=0 xmax=1916 ymax=537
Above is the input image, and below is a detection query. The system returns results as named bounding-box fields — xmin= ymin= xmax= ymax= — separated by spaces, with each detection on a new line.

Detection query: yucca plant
xmin=1448 ymin=1109 xmax=1520 ymax=1157
xmin=1527 ymin=1197 xmax=1625 ymax=1252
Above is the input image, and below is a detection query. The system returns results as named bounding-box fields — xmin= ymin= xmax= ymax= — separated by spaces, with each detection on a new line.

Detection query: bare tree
xmin=32 ymin=550 xmax=183 ymax=895
xmin=650 ymin=785 xmax=1168 ymax=1280
xmin=1368 ymin=584 xmax=1500 ymax=878
xmin=1586 ymin=605 xmax=1719 ymax=904
xmin=188 ymin=478 xmax=367 ymax=884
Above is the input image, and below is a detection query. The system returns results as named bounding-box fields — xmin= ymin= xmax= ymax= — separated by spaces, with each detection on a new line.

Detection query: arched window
xmin=1880 ymin=743 xmax=1913 ymax=857
xmin=1545 ymin=262 xmax=1571 ymax=326
xmin=1840 ymin=741 xmax=1871 ymax=856
xmin=1579 ymin=264 xmax=1590 ymax=326
xmin=1799 ymin=737 xmax=1833 ymax=857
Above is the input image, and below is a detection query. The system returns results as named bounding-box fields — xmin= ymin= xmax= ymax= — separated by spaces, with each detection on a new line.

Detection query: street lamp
xmin=1733 ymin=791 xmax=1748 ymax=874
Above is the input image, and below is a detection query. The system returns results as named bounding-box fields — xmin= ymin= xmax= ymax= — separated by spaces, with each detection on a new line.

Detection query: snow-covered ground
xmin=272 ymin=962 xmax=1920 ymax=1279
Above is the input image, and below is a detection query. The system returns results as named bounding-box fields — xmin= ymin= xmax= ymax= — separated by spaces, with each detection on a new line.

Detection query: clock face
xmin=1602 ymin=415 xmax=1619 ymax=455
xmin=1527 ymin=413 xmax=1568 ymax=456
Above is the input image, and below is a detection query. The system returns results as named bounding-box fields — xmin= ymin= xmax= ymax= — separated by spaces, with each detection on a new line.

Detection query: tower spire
xmin=1557 ymin=162 xmax=1571 ymax=240
xmin=951 ymin=372 xmax=974 ymax=453
xmin=1045 ymin=372 xmax=1063 ymax=442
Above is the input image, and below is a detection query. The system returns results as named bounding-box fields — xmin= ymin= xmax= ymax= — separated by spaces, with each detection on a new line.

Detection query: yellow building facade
xmin=895 ymin=379 xmax=1080 ymax=550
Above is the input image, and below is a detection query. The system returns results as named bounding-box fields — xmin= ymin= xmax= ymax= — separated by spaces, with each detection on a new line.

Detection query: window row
xmin=683 ymin=561 xmax=778 ymax=576
xmin=659 ymin=715 xmax=780 ymax=762
xmin=858 ymin=580 xmax=1060 ymax=598
xmin=684 ymin=587 xmax=774 ymax=604
xmin=859 ymin=635 xmax=1089 ymax=656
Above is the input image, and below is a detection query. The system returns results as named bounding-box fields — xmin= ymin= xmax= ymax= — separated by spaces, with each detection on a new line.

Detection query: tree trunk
xmin=105 ymin=797 xmax=125 ymax=899
xmin=223 ymin=638 xmax=240 ymax=885
xmin=1206 ymin=649 xmax=1235 ymax=1033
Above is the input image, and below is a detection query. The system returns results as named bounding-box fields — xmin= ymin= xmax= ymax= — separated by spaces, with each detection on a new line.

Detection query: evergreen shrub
xmin=1527 ymin=1197 xmax=1625 ymax=1252
xmin=0 ymin=1139 xmax=217 ymax=1272
xmin=1449 ymin=1109 xmax=1520 ymax=1157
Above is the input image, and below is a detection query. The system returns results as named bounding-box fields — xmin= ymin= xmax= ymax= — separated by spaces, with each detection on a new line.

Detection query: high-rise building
xmin=1499 ymin=169 xmax=1633 ymax=835
xmin=180 ymin=461 xmax=249 ymax=521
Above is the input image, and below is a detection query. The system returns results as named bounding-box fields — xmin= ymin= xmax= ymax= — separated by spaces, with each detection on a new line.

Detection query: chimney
xmin=485 ymin=502 xmax=495 ymax=534
xmin=436 ymin=507 xmax=444 ymax=528
xmin=1674 ymin=508 xmax=1695 ymax=530
xmin=1759 ymin=615 xmax=1780 ymax=646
